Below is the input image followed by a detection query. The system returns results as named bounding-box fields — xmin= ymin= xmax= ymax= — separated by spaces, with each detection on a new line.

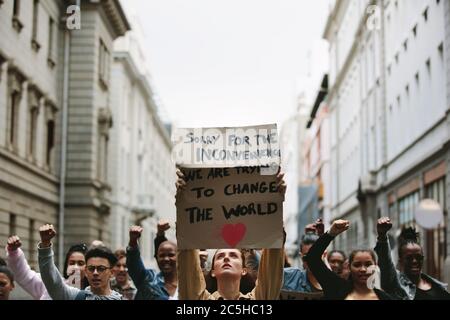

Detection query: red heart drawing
xmin=221 ymin=223 xmax=247 ymax=248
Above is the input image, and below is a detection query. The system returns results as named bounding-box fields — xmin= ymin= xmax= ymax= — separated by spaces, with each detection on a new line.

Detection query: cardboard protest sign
xmin=176 ymin=167 xmax=283 ymax=249
xmin=173 ymin=124 xmax=283 ymax=249
xmin=172 ymin=124 xmax=280 ymax=169
xmin=280 ymin=290 xmax=324 ymax=300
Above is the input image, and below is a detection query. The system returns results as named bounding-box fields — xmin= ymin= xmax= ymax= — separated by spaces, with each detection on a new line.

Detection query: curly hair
xmin=398 ymin=227 xmax=421 ymax=258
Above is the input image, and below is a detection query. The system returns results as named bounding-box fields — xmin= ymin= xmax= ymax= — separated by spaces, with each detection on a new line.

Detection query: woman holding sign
xmin=176 ymin=169 xmax=286 ymax=300
xmin=305 ymin=220 xmax=394 ymax=300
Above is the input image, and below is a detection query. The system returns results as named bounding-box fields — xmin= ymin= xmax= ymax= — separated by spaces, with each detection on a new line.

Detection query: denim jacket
xmin=282 ymin=267 xmax=316 ymax=293
xmin=126 ymin=245 xmax=169 ymax=300
xmin=374 ymin=237 xmax=450 ymax=300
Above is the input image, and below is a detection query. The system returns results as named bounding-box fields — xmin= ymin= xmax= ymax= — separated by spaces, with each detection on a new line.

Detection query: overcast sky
xmin=121 ymin=0 xmax=331 ymax=129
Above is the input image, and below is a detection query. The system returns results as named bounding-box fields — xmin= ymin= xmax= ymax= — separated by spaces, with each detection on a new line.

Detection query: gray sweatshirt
xmin=38 ymin=245 xmax=122 ymax=300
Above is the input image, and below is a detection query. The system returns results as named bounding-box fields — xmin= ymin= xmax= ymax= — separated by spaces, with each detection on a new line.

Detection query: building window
xmin=9 ymin=213 xmax=17 ymax=236
xmin=398 ymin=191 xmax=419 ymax=226
xmin=12 ymin=0 xmax=23 ymax=32
xmin=98 ymin=40 xmax=110 ymax=90
xmin=46 ymin=120 xmax=54 ymax=166
xmin=28 ymin=87 xmax=41 ymax=161
xmin=7 ymin=70 xmax=24 ymax=150
xmin=424 ymin=178 xmax=447 ymax=280
xmin=13 ymin=0 xmax=19 ymax=15
xmin=31 ymin=0 xmax=40 ymax=51
xmin=28 ymin=107 xmax=38 ymax=159
xmin=415 ymin=72 xmax=420 ymax=86
xmin=47 ymin=17 xmax=56 ymax=68
xmin=0 ymin=55 xmax=5 ymax=83
xmin=403 ymin=39 xmax=408 ymax=52
xmin=29 ymin=219 xmax=35 ymax=264
xmin=426 ymin=58 xmax=431 ymax=75
xmin=9 ymin=92 xmax=20 ymax=147
xmin=412 ymin=24 xmax=417 ymax=38
xmin=45 ymin=103 xmax=57 ymax=170
xmin=438 ymin=42 xmax=443 ymax=60
xmin=97 ymin=108 xmax=112 ymax=182
xmin=423 ymin=7 xmax=429 ymax=22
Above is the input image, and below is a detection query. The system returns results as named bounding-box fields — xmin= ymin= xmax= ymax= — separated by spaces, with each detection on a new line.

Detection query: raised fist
xmin=329 ymin=220 xmax=349 ymax=237
xmin=377 ymin=217 xmax=392 ymax=237
xmin=129 ymin=225 xmax=143 ymax=247
xmin=7 ymin=235 xmax=22 ymax=252
xmin=276 ymin=172 xmax=287 ymax=197
xmin=175 ymin=169 xmax=186 ymax=194
xmin=315 ymin=219 xmax=325 ymax=236
xmin=157 ymin=220 xmax=170 ymax=235
xmin=39 ymin=224 xmax=56 ymax=247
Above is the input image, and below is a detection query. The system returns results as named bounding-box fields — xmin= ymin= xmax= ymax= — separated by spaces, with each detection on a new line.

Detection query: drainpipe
xmin=58 ymin=0 xmax=79 ymax=271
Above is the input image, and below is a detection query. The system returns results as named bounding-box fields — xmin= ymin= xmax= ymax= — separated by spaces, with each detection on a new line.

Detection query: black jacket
xmin=305 ymin=232 xmax=393 ymax=300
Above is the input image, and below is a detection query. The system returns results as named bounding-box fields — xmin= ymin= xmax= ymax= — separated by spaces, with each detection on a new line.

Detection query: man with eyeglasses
xmin=375 ymin=217 xmax=450 ymax=300
xmin=38 ymin=224 xmax=123 ymax=300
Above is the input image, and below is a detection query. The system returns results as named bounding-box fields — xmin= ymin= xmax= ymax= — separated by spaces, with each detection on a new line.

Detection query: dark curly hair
xmin=85 ymin=246 xmax=118 ymax=267
xmin=398 ymin=227 xmax=421 ymax=258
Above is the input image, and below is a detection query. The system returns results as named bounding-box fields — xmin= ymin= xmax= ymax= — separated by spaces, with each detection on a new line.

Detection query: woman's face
xmin=400 ymin=243 xmax=423 ymax=277
xmin=212 ymin=249 xmax=246 ymax=280
xmin=328 ymin=252 xmax=345 ymax=275
xmin=157 ymin=242 xmax=177 ymax=275
xmin=67 ymin=252 xmax=86 ymax=279
xmin=350 ymin=252 xmax=376 ymax=286
xmin=0 ymin=273 xmax=14 ymax=300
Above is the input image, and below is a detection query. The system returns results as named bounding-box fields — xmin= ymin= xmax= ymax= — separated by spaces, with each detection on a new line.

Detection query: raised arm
xmin=251 ymin=247 xmax=284 ymax=300
xmin=38 ymin=224 xmax=79 ymax=300
xmin=6 ymin=236 xmax=49 ymax=300
xmin=127 ymin=226 xmax=156 ymax=287
xmin=374 ymin=217 xmax=407 ymax=299
xmin=154 ymin=220 xmax=169 ymax=258
xmin=177 ymin=249 xmax=210 ymax=300
xmin=305 ymin=220 xmax=349 ymax=296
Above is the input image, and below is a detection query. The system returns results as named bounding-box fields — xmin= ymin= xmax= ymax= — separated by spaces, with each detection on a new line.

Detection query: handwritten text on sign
xmin=172 ymin=124 xmax=280 ymax=168
xmin=176 ymin=167 xmax=283 ymax=249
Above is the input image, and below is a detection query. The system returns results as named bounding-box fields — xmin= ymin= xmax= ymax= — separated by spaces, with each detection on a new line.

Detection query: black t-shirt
xmin=415 ymin=283 xmax=448 ymax=300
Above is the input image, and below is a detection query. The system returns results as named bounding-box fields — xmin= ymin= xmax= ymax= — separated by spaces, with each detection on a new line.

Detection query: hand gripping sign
xmin=173 ymin=124 xmax=284 ymax=249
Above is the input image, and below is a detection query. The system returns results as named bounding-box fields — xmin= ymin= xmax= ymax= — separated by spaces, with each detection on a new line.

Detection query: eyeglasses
xmin=86 ymin=265 xmax=110 ymax=274
xmin=405 ymin=254 xmax=424 ymax=263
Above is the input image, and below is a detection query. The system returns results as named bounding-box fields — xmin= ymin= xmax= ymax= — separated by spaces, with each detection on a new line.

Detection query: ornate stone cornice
xmin=91 ymin=0 xmax=131 ymax=39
